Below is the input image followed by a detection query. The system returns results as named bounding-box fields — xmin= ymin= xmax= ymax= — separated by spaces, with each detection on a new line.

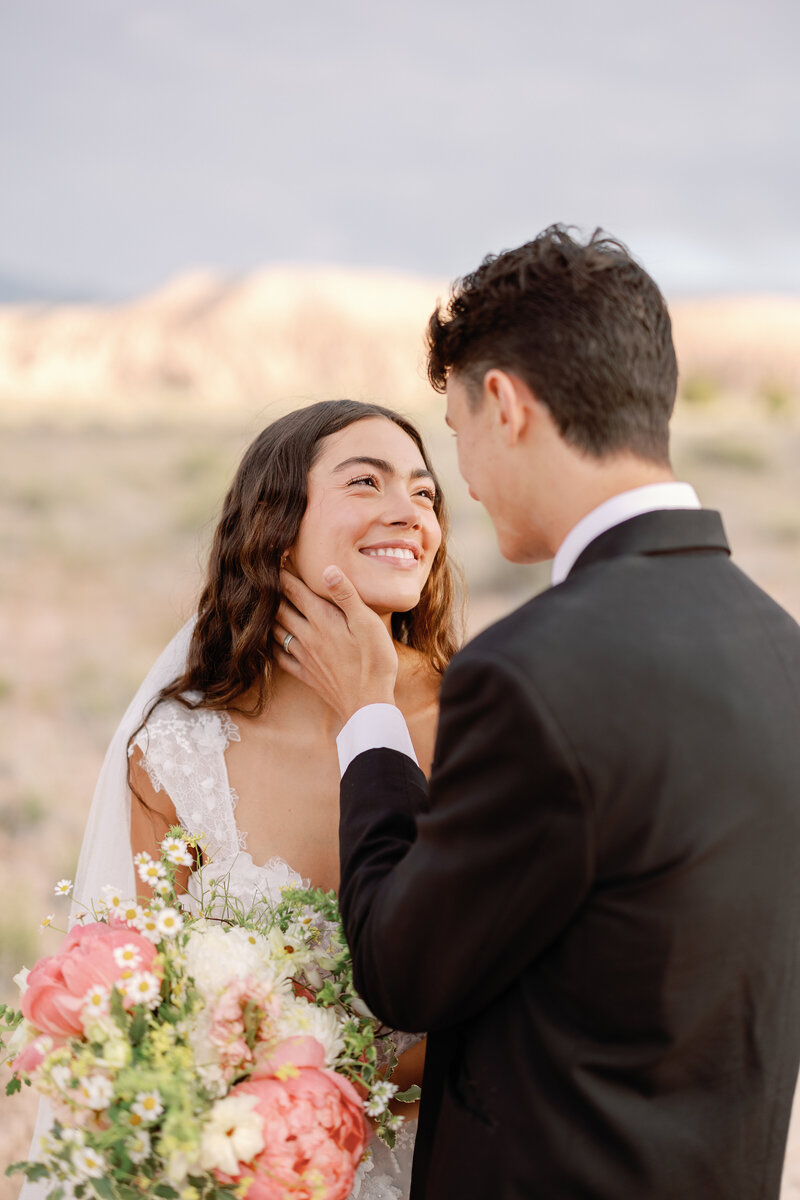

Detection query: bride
xmin=27 ymin=399 xmax=459 ymax=1200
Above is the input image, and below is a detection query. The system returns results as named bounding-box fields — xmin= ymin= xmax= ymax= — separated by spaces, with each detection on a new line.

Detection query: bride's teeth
xmin=365 ymin=547 xmax=415 ymax=560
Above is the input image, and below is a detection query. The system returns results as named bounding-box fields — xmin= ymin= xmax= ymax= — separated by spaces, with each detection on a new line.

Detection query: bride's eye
xmin=415 ymin=486 xmax=437 ymax=503
xmin=348 ymin=475 xmax=380 ymax=489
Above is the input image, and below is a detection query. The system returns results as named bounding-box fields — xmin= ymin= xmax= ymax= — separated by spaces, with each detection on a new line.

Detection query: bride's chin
xmin=362 ymin=589 xmax=422 ymax=617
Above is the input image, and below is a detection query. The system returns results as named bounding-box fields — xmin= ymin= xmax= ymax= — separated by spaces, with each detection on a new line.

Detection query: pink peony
xmin=20 ymin=922 xmax=160 ymax=1038
xmin=217 ymin=1036 xmax=369 ymax=1200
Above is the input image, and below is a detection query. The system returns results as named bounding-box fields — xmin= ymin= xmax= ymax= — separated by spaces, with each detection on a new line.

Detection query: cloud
xmin=1 ymin=0 xmax=797 ymax=295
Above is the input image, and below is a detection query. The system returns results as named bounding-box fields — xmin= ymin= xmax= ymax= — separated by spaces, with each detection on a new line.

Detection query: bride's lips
xmin=358 ymin=540 xmax=421 ymax=568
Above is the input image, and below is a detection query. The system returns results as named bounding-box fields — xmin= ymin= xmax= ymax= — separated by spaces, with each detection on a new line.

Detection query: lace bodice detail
xmin=130 ymin=695 xmax=303 ymax=907
xmin=130 ymin=696 xmax=418 ymax=1198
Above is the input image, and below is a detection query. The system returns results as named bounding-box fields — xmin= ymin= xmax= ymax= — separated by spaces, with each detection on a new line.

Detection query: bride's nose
xmin=382 ymin=488 xmax=421 ymax=528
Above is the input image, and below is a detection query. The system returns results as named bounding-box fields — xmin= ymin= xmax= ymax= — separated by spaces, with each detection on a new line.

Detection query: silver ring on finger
xmin=282 ymin=632 xmax=295 ymax=655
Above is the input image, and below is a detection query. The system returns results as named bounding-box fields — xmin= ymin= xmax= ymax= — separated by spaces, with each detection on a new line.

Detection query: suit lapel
xmin=568 ymin=509 xmax=730 ymax=578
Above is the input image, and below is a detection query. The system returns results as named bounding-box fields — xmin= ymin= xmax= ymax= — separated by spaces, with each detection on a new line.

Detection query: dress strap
xmin=130 ymin=697 xmax=243 ymax=864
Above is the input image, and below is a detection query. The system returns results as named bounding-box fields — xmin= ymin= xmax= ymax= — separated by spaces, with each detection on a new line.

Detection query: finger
xmin=276 ymin=601 xmax=309 ymax=637
xmin=281 ymin=570 xmax=331 ymax=620
xmin=274 ymin=643 xmax=307 ymax=681
xmin=272 ymin=621 xmax=291 ymax=648
xmin=320 ymin=567 xmax=368 ymax=624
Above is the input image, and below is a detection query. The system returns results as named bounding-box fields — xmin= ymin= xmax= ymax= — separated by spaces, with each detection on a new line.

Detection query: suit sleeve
xmin=338 ymin=648 xmax=593 ymax=1032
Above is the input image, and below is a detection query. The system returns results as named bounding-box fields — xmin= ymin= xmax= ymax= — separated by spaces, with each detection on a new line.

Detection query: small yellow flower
xmin=273 ymin=1062 xmax=300 ymax=1081
xmin=40 ymin=914 xmax=54 ymax=929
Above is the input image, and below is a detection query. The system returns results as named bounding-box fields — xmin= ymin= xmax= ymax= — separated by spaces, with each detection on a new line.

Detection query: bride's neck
xmin=262 ymin=667 xmax=343 ymax=740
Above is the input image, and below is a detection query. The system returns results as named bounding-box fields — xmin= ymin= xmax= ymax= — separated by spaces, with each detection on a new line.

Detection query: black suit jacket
xmin=339 ymin=509 xmax=800 ymax=1199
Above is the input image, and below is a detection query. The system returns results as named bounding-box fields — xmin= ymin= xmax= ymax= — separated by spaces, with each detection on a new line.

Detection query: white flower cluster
xmin=183 ymin=924 xmax=284 ymax=997
xmin=273 ymin=997 xmax=345 ymax=1068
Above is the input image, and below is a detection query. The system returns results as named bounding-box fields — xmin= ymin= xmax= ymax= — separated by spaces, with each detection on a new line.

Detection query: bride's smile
xmin=289 ymin=416 xmax=442 ymax=620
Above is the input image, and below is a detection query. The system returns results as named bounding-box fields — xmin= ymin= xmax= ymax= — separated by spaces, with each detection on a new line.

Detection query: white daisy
xmin=161 ymin=836 xmax=193 ymax=867
xmin=132 ymin=1090 xmax=163 ymax=1123
xmin=82 ymin=985 xmax=110 ymax=1017
xmin=127 ymin=1129 xmax=151 ymax=1165
xmin=120 ymin=901 xmax=143 ymax=926
xmin=102 ymin=884 xmax=124 ymax=911
xmin=40 ymin=914 xmax=54 ymax=929
xmin=156 ymin=907 xmax=184 ymax=937
xmin=54 ymin=879 xmax=72 ymax=896
xmin=138 ymin=859 xmax=168 ymax=885
xmin=75 ymin=1074 xmax=114 ymax=1110
xmin=113 ymin=944 xmax=143 ymax=970
xmin=133 ymin=851 xmax=152 ymax=867
xmin=122 ymin=970 xmax=161 ymax=1008
xmin=72 ymin=1146 xmax=106 ymax=1178
xmin=60 ymin=1127 xmax=86 ymax=1145
xmin=134 ymin=910 xmax=161 ymax=943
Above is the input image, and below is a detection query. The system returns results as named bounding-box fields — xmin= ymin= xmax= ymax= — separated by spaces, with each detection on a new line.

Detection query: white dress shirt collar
xmin=550 ymin=482 xmax=701 ymax=586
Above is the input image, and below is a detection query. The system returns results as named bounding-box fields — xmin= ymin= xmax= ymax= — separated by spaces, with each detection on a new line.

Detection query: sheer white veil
xmin=70 ymin=616 xmax=196 ymax=918
xmin=21 ymin=617 xmax=195 ymax=1199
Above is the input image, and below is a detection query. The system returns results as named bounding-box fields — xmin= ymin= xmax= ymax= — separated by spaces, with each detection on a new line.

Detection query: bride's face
xmin=288 ymin=417 xmax=442 ymax=618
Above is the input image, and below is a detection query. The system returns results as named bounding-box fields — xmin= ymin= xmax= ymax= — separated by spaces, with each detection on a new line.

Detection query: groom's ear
xmin=484 ymin=370 xmax=535 ymax=448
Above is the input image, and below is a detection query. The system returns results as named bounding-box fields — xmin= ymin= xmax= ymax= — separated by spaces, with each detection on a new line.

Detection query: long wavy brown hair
xmin=138 ymin=401 xmax=459 ymax=739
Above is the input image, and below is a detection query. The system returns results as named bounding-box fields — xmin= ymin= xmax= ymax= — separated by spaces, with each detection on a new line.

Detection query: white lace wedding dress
xmin=131 ymin=694 xmax=419 ymax=1200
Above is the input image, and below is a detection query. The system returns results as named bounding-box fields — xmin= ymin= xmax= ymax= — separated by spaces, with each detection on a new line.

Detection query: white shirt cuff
xmin=336 ymin=704 xmax=419 ymax=777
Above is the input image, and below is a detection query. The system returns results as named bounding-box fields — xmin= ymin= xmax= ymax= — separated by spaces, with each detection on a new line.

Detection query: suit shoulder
xmin=453 ymin=583 xmax=583 ymax=671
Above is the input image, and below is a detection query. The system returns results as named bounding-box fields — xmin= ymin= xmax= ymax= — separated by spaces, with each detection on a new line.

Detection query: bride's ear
xmin=280 ymin=549 xmax=300 ymax=578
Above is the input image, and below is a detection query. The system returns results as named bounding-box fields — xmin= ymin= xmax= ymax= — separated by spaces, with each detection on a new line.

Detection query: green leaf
xmin=118 ymin=1187 xmax=143 ymax=1200
xmin=6 ymin=1075 xmax=22 ymax=1095
xmin=379 ymin=1126 xmax=397 ymax=1150
xmin=153 ymin=1185 xmax=179 ymax=1198
xmin=394 ymin=1084 xmax=422 ymax=1103
xmin=129 ymin=1010 xmax=148 ymax=1044
xmin=6 ymin=1162 xmax=50 ymax=1181
xmin=91 ymin=1177 xmax=115 ymax=1200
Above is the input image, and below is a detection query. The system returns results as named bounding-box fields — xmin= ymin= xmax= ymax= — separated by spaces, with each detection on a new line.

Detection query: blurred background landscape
xmin=1 ymin=0 xmax=799 ymax=1191
xmin=1 ymin=271 xmax=799 ymax=1190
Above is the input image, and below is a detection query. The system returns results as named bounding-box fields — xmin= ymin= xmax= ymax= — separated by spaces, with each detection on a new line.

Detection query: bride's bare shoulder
xmin=395 ymin=647 xmax=442 ymax=776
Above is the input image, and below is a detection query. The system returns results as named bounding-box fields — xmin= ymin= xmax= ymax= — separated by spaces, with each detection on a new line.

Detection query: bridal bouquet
xmin=1 ymin=832 xmax=412 ymax=1200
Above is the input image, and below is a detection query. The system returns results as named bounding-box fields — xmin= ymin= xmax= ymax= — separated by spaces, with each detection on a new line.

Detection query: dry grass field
xmin=0 ymin=272 xmax=799 ymax=1193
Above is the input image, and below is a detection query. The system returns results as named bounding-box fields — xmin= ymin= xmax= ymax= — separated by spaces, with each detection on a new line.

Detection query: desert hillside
xmin=0 ymin=265 xmax=798 ymax=421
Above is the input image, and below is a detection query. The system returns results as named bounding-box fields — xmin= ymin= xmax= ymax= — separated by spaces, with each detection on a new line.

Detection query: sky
xmin=1 ymin=0 xmax=798 ymax=300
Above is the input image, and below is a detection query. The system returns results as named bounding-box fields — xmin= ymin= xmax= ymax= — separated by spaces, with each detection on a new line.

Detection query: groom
xmin=279 ymin=226 xmax=800 ymax=1198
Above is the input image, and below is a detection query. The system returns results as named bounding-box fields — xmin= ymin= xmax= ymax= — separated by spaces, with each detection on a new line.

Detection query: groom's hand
xmin=276 ymin=567 xmax=398 ymax=723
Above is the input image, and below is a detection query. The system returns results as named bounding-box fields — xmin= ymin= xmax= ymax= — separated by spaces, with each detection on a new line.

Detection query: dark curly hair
xmin=427 ymin=225 xmax=677 ymax=464
xmin=156 ymin=401 xmax=459 ymax=725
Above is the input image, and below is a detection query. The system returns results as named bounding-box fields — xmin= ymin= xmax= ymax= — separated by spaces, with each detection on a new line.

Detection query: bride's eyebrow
xmin=331 ymin=456 xmax=436 ymax=487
